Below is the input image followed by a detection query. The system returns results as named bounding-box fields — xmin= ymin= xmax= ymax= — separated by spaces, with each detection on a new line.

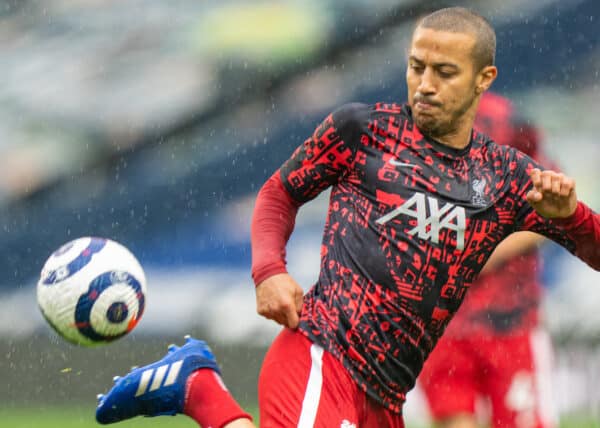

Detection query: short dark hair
xmin=416 ymin=7 xmax=496 ymax=70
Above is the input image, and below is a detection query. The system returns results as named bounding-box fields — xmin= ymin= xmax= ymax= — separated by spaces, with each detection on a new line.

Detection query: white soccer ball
xmin=37 ymin=237 xmax=147 ymax=346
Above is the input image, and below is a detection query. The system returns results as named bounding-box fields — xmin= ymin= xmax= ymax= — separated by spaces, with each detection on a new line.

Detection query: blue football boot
xmin=96 ymin=335 xmax=220 ymax=424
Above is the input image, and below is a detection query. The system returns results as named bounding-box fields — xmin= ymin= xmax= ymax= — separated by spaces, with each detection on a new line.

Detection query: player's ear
xmin=475 ymin=65 xmax=497 ymax=94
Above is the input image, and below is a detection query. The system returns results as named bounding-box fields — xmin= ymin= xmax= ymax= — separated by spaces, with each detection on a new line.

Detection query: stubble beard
xmin=416 ymin=93 xmax=477 ymax=141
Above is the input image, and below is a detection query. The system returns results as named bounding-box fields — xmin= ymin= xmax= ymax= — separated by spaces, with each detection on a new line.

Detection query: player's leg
xmin=185 ymin=368 xmax=255 ymax=427
xmin=95 ymin=335 xmax=254 ymax=427
xmin=432 ymin=415 xmax=478 ymax=428
xmin=258 ymin=328 xmax=362 ymax=427
xmin=418 ymin=336 xmax=479 ymax=428
xmin=222 ymin=421 xmax=255 ymax=428
xmin=483 ymin=329 xmax=557 ymax=428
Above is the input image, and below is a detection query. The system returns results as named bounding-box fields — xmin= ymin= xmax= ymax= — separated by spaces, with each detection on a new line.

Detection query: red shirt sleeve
xmin=534 ymin=201 xmax=600 ymax=270
xmin=250 ymin=171 xmax=300 ymax=285
xmin=510 ymin=150 xmax=600 ymax=271
xmin=250 ymin=103 xmax=366 ymax=285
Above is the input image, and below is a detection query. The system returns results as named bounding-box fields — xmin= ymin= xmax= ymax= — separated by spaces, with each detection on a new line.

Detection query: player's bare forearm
xmin=481 ymin=231 xmax=544 ymax=274
xmin=255 ymin=273 xmax=304 ymax=328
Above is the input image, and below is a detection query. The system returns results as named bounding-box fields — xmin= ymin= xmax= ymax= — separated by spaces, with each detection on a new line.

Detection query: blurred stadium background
xmin=1 ymin=0 xmax=599 ymax=426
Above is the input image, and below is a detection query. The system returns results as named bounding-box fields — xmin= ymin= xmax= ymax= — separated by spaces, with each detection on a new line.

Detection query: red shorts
xmin=419 ymin=329 xmax=556 ymax=428
xmin=258 ymin=328 xmax=405 ymax=428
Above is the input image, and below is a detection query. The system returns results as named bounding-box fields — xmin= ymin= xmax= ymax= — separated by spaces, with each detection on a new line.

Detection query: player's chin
xmin=415 ymin=116 xmax=442 ymax=137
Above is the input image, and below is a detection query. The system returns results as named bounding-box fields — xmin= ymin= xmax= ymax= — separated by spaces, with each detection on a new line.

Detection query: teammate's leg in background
xmin=485 ymin=331 xmax=556 ymax=428
xmin=419 ymin=337 xmax=480 ymax=428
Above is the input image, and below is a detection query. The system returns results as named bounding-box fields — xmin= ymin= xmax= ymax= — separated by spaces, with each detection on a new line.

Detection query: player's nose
xmin=416 ymin=68 xmax=436 ymax=95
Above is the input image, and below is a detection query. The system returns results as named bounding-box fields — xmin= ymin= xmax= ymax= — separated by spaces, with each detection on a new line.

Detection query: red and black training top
xmin=444 ymin=92 xmax=550 ymax=338
xmin=251 ymin=102 xmax=600 ymax=413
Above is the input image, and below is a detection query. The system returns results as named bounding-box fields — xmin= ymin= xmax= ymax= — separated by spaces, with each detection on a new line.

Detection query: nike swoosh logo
xmin=388 ymin=158 xmax=418 ymax=168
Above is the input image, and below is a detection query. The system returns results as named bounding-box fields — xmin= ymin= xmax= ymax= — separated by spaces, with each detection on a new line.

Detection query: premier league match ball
xmin=37 ymin=237 xmax=147 ymax=346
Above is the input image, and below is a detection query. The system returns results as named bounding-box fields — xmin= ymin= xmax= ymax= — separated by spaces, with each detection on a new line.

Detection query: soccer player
xmin=95 ymin=7 xmax=600 ymax=428
xmin=418 ymin=92 xmax=557 ymax=428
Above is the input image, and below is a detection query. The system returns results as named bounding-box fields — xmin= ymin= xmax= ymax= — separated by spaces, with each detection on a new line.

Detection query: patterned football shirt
xmin=277 ymin=102 xmax=598 ymax=413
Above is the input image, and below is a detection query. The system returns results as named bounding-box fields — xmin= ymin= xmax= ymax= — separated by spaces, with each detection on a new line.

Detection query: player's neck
xmin=433 ymin=125 xmax=473 ymax=150
xmin=432 ymin=109 xmax=477 ymax=150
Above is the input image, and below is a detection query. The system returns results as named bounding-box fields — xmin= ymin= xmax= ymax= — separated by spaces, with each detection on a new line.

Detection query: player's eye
xmin=438 ymin=68 xmax=457 ymax=78
xmin=409 ymin=63 xmax=424 ymax=73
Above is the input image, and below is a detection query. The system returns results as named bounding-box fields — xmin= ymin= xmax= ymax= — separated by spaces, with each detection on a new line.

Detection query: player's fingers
xmin=276 ymin=303 xmax=294 ymax=325
xmin=256 ymin=304 xmax=273 ymax=320
xmin=540 ymin=170 xmax=553 ymax=193
xmin=295 ymin=289 xmax=303 ymax=314
xmin=559 ymin=176 xmax=575 ymax=197
xmin=529 ymin=168 xmax=542 ymax=189
xmin=260 ymin=306 xmax=288 ymax=327
xmin=257 ymin=299 xmax=281 ymax=319
xmin=276 ymin=314 xmax=290 ymax=327
xmin=526 ymin=189 xmax=542 ymax=203
xmin=551 ymin=173 xmax=563 ymax=195
xmin=262 ymin=299 xmax=295 ymax=327
xmin=285 ymin=305 xmax=300 ymax=329
xmin=278 ymin=304 xmax=296 ymax=325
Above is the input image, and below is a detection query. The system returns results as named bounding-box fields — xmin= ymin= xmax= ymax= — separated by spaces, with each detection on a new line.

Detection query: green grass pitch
xmin=1 ymin=406 xmax=598 ymax=427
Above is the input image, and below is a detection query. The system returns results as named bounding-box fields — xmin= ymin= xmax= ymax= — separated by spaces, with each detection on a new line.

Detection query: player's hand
xmin=526 ymin=168 xmax=577 ymax=218
xmin=255 ymin=273 xmax=304 ymax=329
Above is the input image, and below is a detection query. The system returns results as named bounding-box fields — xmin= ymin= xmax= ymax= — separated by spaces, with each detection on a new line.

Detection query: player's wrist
xmin=252 ymin=266 xmax=289 ymax=287
xmin=550 ymin=201 xmax=584 ymax=227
